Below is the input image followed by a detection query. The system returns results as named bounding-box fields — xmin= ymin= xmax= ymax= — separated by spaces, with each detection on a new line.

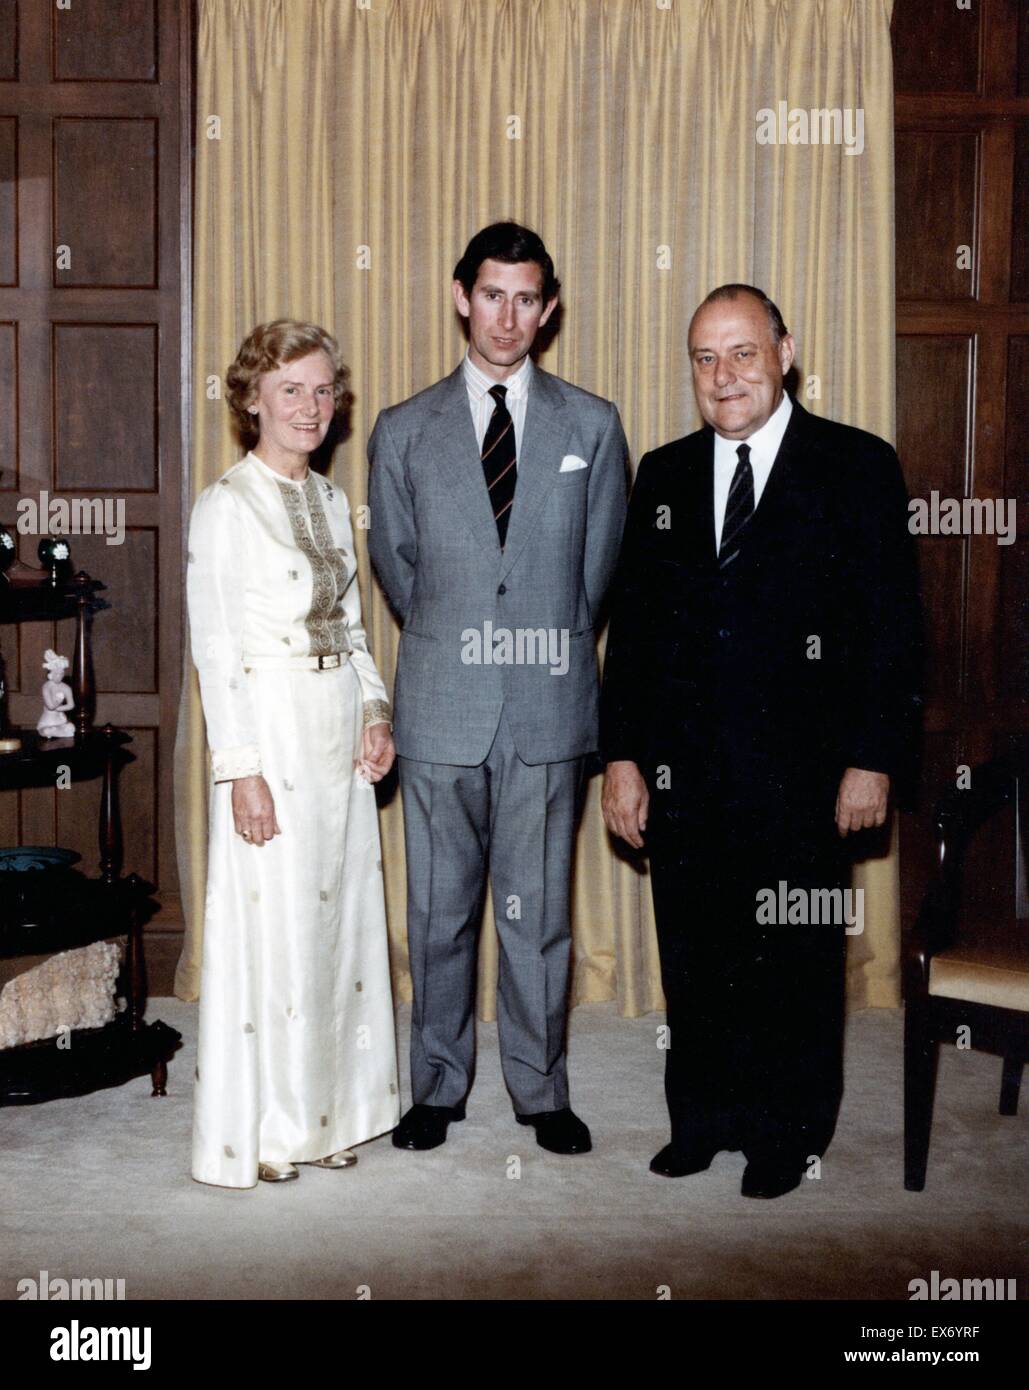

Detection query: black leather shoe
xmin=740 ymin=1157 xmax=804 ymax=1199
xmin=649 ymin=1140 xmax=720 ymax=1178
xmin=515 ymin=1107 xmax=592 ymax=1154
xmin=391 ymin=1103 xmax=466 ymax=1151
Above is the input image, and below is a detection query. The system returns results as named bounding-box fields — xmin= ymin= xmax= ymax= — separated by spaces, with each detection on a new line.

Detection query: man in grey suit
xmin=368 ymin=222 xmax=628 ymax=1154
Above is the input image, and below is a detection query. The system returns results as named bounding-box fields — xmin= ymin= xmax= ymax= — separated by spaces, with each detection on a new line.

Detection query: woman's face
xmin=248 ymin=349 xmax=336 ymax=461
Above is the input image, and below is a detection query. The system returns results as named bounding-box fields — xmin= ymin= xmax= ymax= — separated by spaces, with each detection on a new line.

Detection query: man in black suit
xmin=600 ymin=284 xmax=920 ymax=1199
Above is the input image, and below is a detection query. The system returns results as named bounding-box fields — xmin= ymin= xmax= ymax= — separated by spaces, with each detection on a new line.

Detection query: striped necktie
xmin=481 ymin=384 xmax=517 ymax=546
xmin=719 ymin=442 xmax=754 ymax=566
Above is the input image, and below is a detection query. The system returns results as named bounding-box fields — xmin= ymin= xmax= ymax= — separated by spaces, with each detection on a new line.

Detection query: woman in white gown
xmin=187 ymin=320 xmax=399 ymax=1188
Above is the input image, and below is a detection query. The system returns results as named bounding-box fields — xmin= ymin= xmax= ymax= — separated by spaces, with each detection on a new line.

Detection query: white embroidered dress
xmin=187 ymin=450 xmax=398 ymax=1188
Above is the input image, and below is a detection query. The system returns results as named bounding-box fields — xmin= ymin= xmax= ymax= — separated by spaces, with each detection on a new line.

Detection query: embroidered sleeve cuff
xmin=211 ymin=744 xmax=263 ymax=782
xmin=362 ymin=698 xmax=393 ymax=730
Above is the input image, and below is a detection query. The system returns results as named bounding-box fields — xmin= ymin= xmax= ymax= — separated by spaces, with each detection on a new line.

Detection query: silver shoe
xmin=258 ymin=1160 xmax=299 ymax=1183
xmin=301 ymin=1149 xmax=358 ymax=1169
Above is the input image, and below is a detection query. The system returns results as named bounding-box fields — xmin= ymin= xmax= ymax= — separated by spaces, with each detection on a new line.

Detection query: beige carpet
xmin=1 ymin=1001 xmax=1025 ymax=1300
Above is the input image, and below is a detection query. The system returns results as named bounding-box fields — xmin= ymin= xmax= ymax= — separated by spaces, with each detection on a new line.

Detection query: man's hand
xmin=602 ymin=760 xmax=649 ymax=848
xmin=835 ymin=767 xmax=889 ymax=836
xmin=231 ymin=774 xmax=281 ymax=847
xmin=358 ymin=721 xmax=395 ymax=783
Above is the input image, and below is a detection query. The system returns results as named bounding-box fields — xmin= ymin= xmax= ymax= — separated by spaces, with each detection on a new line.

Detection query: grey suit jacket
xmin=367 ymin=363 xmax=629 ymax=765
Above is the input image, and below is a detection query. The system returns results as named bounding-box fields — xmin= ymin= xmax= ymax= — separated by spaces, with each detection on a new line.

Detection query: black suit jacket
xmin=599 ymin=400 xmax=922 ymax=829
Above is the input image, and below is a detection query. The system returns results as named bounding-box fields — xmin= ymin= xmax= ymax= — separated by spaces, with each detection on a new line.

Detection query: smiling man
xmin=368 ymin=223 xmax=628 ymax=1155
xmin=600 ymin=284 xmax=921 ymax=1197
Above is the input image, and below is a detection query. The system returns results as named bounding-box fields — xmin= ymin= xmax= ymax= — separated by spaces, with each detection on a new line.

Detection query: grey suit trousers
xmin=398 ymin=706 xmax=586 ymax=1114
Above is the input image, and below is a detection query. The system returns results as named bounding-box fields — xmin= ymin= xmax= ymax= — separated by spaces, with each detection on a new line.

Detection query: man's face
xmin=452 ymin=258 xmax=557 ymax=380
xmin=688 ymin=295 xmax=794 ymax=440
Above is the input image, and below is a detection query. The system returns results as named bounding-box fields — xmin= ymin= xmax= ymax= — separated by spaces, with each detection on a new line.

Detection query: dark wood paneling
xmin=53 ymin=322 xmax=157 ymax=490
xmin=0 ymin=1 xmax=15 ymax=83
xmin=895 ymin=130 xmax=980 ymax=301
xmin=0 ymin=114 xmax=15 ymax=284
xmin=56 ymin=529 xmax=158 ymax=694
xmin=1002 ymin=333 xmax=1029 ymax=493
xmin=892 ymin=0 xmax=982 ymax=95
xmin=899 ymin=732 xmax=961 ymax=929
xmin=53 ymin=118 xmax=157 ymax=288
xmin=0 ymin=0 xmax=189 ymax=979
xmin=894 ymin=1 xmax=1029 ymax=982
xmin=53 ymin=0 xmax=157 ymax=83
xmin=0 ymin=787 xmax=17 ymax=845
xmin=959 ymin=793 xmax=1019 ymax=926
xmin=997 ymin=335 xmax=1029 ymax=700
xmin=56 ymin=726 xmax=157 ymax=883
xmin=896 ymin=335 xmax=974 ymax=706
xmin=1011 ymin=123 xmax=1029 ymax=300
xmin=0 ymin=615 xmax=20 ymax=694
xmin=0 ymin=321 xmax=16 ymax=486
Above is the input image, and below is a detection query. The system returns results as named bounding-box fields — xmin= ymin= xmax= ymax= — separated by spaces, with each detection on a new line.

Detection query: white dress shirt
xmin=463 ymin=350 xmax=533 ymax=462
xmin=713 ymin=391 xmax=793 ymax=549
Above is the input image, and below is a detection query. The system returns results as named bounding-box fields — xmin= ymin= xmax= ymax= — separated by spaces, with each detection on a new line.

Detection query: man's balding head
xmin=687 ymin=284 xmax=795 ymax=440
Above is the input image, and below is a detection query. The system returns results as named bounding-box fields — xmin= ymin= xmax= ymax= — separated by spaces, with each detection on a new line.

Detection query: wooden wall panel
xmin=997 ymin=335 xmax=1029 ymax=701
xmin=55 ymin=529 xmax=158 ymax=694
xmin=893 ymin=0 xmax=1029 ymax=978
xmin=53 ymin=118 xmax=157 ymax=288
xmin=0 ymin=615 xmax=20 ymax=695
xmin=0 ymin=321 xmax=16 ymax=486
xmin=0 ymin=114 xmax=15 ymax=285
xmin=1011 ymin=124 xmax=1029 ymax=301
xmin=898 ymin=732 xmax=961 ymax=929
xmin=895 ymin=131 xmax=979 ymax=301
xmin=892 ymin=0 xmax=982 ymax=95
xmin=961 ymin=797 xmax=1019 ymax=924
xmin=53 ymin=0 xmax=157 ymax=83
xmin=0 ymin=1 xmax=15 ymax=83
xmin=0 ymin=0 xmax=190 ymax=989
xmin=895 ymin=335 xmax=973 ymax=707
xmin=0 ymin=787 xmax=16 ymax=844
xmin=53 ymin=323 xmax=157 ymax=491
xmin=55 ymin=727 xmax=157 ymax=884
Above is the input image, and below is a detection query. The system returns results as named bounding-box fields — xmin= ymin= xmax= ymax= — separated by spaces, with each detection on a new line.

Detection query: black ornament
xmin=37 ymin=535 xmax=73 ymax=586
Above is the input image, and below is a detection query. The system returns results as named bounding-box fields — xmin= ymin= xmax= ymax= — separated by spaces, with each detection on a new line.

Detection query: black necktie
xmin=719 ymin=442 xmax=754 ymax=565
xmin=481 ymin=384 xmax=517 ymax=547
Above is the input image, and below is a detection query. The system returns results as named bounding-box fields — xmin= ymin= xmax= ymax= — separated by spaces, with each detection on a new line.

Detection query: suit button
xmin=498 ymin=584 xmax=506 ymax=595
xmin=718 ymin=627 xmax=730 ymax=639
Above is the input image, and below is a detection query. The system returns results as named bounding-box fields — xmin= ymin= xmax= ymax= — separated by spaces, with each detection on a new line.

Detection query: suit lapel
xmin=674 ymin=427 xmax=717 ymax=568
xmin=423 ymin=366 xmax=502 ymax=558
xmin=498 ymin=367 xmax=572 ymax=580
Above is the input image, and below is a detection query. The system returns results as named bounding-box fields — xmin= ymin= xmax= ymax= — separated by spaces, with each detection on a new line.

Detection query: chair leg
xmin=151 ymin=1059 xmax=168 ymax=1098
xmin=999 ymin=1055 xmax=1022 ymax=1116
xmin=904 ymin=1001 xmax=936 ymax=1191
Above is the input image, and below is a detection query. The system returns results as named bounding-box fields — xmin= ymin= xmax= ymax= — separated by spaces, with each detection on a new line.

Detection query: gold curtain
xmin=176 ymin=0 xmax=900 ymax=1013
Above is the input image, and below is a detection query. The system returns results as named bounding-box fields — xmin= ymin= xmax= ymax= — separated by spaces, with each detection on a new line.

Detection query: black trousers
xmin=647 ymin=791 xmax=848 ymax=1164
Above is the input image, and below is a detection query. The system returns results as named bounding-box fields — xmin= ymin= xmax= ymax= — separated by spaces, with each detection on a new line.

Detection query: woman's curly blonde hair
xmin=225 ymin=319 xmax=352 ymax=448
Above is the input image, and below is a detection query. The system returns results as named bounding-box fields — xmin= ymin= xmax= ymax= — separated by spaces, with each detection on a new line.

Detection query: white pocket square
xmin=559 ymin=454 xmax=589 ymax=472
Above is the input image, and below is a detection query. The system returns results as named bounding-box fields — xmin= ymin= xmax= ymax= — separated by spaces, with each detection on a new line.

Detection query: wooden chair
xmin=903 ymin=750 xmax=1029 ymax=1190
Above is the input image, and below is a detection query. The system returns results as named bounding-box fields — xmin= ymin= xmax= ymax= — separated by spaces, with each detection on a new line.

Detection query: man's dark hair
xmin=454 ymin=222 xmax=560 ymax=304
xmin=698 ymin=283 xmax=789 ymax=343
